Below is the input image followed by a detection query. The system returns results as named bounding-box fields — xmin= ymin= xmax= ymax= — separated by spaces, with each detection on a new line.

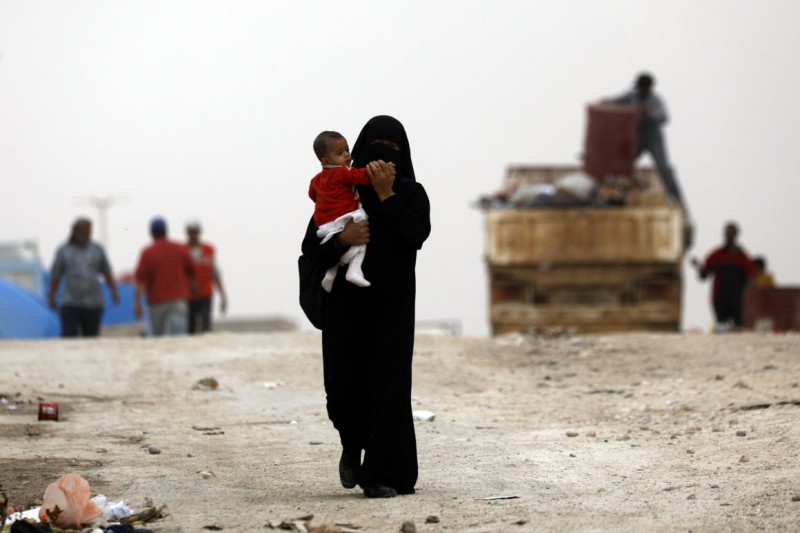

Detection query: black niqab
xmin=351 ymin=115 xmax=416 ymax=182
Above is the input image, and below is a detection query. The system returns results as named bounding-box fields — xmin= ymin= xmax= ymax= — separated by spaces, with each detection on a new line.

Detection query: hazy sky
xmin=2 ymin=1 xmax=799 ymax=336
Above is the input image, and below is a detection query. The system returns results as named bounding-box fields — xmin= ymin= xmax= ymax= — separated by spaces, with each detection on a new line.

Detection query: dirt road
xmin=2 ymin=331 xmax=799 ymax=532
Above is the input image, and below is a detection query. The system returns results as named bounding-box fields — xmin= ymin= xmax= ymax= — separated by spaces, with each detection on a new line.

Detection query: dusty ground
xmin=1 ymin=330 xmax=800 ymax=532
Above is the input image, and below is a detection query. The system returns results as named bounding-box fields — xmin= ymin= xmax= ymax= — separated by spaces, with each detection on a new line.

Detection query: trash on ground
xmin=412 ymin=410 xmax=435 ymax=422
xmin=264 ymin=381 xmax=286 ymax=389
xmin=192 ymin=377 xmax=219 ymax=391
xmin=93 ymin=494 xmax=135 ymax=522
xmin=37 ymin=402 xmax=59 ymax=421
xmin=119 ymin=504 xmax=169 ymax=525
xmin=38 ymin=473 xmax=102 ymax=529
xmin=265 ymin=513 xmax=364 ymax=532
xmin=477 ymin=495 xmax=520 ymax=501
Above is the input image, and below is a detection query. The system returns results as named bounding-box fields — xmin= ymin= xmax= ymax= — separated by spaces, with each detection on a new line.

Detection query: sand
xmin=2 ymin=330 xmax=800 ymax=532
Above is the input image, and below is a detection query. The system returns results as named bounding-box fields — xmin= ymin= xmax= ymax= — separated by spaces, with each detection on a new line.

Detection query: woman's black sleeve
xmin=371 ymin=184 xmax=431 ymax=250
xmin=301 ymin=216 xmax=345 ymax=269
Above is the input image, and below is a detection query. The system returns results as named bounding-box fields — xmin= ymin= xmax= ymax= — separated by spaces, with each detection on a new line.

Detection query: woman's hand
xmin=336 ymin=219 xmax=370 ymax=247
xmin=367 ymin=160 xmax=396 ymax=201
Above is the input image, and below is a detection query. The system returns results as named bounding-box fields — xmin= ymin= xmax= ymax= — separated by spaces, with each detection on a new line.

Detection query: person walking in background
xmin=606 ymin=72 xmax=684 ymax=205
xmin=301 ymin=115 xmax=431 ymax=498
xmin=184 ymin=219 xmax=227 ymax=333
xmin=691 ymin=221 xmax=755 ymax=328
xmin=48 ymin=217 xmax=119 ymax=337
xmin=134 ymin=217 xmax=196 ymax=336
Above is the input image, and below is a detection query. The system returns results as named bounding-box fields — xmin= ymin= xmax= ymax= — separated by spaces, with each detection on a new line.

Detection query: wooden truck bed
xmin=484 ymin=166 xmax=686 ymax=335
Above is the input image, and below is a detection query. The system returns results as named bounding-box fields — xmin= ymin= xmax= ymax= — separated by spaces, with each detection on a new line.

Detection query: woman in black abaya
xmin=301 ymin=116 xmax=431 ymax=498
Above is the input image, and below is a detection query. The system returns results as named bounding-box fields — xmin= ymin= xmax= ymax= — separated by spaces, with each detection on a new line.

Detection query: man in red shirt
xmin=692 ymin=222 xmax=756 ymax=328
xmin=134 ymin=217 xmax=196 ymax=336
xmin=184 ymin=219 xmax=227 ymax=333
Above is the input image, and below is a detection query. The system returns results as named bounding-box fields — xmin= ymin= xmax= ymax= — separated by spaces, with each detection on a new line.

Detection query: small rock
xmin=736 ymin=430 xmax=747 ymax=437
xmin=566 ymin=431 xmax=579 ymax=437
xmin=147 ymin=445 xmax=161 ymax=455
xmin=569 ymin=453 xmax=576 ymax=458
xmin=585 ymin=431 xmax=597 ymax=438
xmin=200 ymin=471 xmax=215 ymax=479
xmin=686 ymin=449 xmax=695 ymax=454
xmin=425 ymin=516 xmax=440 ymax=524
xmin=739 ymin=455 xmax=749 ymax=463
xmin=792 ymin=495 xmax=800 ymax=502
xmin=687 ymin=494 xmax=696 ymax=500
xmin=400 ymin=520 xmax=416 ymax=533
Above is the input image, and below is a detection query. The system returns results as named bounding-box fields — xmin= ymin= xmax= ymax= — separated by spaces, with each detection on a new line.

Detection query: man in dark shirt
xmin=607 ymin=72 xmax=684 ymax=205
xmin=692 ymin=222 xmax=755 ymax=327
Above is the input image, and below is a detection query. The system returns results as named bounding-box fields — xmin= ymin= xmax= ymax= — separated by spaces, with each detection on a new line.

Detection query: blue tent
xmin=101 ymin=281 xmax=140 ymax=325
xmin=0 ymin=278 xmax=60 ymax=339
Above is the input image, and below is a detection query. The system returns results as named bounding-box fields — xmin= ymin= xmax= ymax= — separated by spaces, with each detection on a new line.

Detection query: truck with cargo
xmin=483 ymin=165 xmax=688 ymax=335
xmin=482 ymin=105 xmax=690 ymax=335
xmin=483 ymin=158 xmax=687 ymax=335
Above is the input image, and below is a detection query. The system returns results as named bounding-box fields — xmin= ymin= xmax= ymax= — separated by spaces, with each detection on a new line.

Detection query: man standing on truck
xmin=691 ymin=222 xmax=755 ymax=329
xmin=606 ymin=72 xmax=684 ymax=206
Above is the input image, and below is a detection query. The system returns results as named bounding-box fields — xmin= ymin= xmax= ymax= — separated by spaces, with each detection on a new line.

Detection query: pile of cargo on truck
xmin=480 ymin=104 xmax=690 ymax=335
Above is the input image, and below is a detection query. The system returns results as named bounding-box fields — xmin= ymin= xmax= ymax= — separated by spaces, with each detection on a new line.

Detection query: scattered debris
xmin=265 ymin=514 xmax=364 ymax=532
xmin=192 ymin=378 xmax=219 ymax=391
xmin=93 ymin=494 xmax=134 ymax=522
xmin=37 ymin=402 xmax=59 ymax=421
xmin=39 ymin=473 xmax=101 ymax=529
xmin=119 ymin=504 xmax=169 ymax=525
xmin=425 ymin=515 xmax=439 ymax=524
xmin=264 ymin=381 xmax=286 ymax=390
xmin=739 ymin=402 xmax=771 ymax=411
xmin=412 ymin=411 xmax=435 ymax=422
xmin=192 ymin=425 xmax=224 ymax=436
xmin=478 ymin=495 xmax=520 ymax=501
